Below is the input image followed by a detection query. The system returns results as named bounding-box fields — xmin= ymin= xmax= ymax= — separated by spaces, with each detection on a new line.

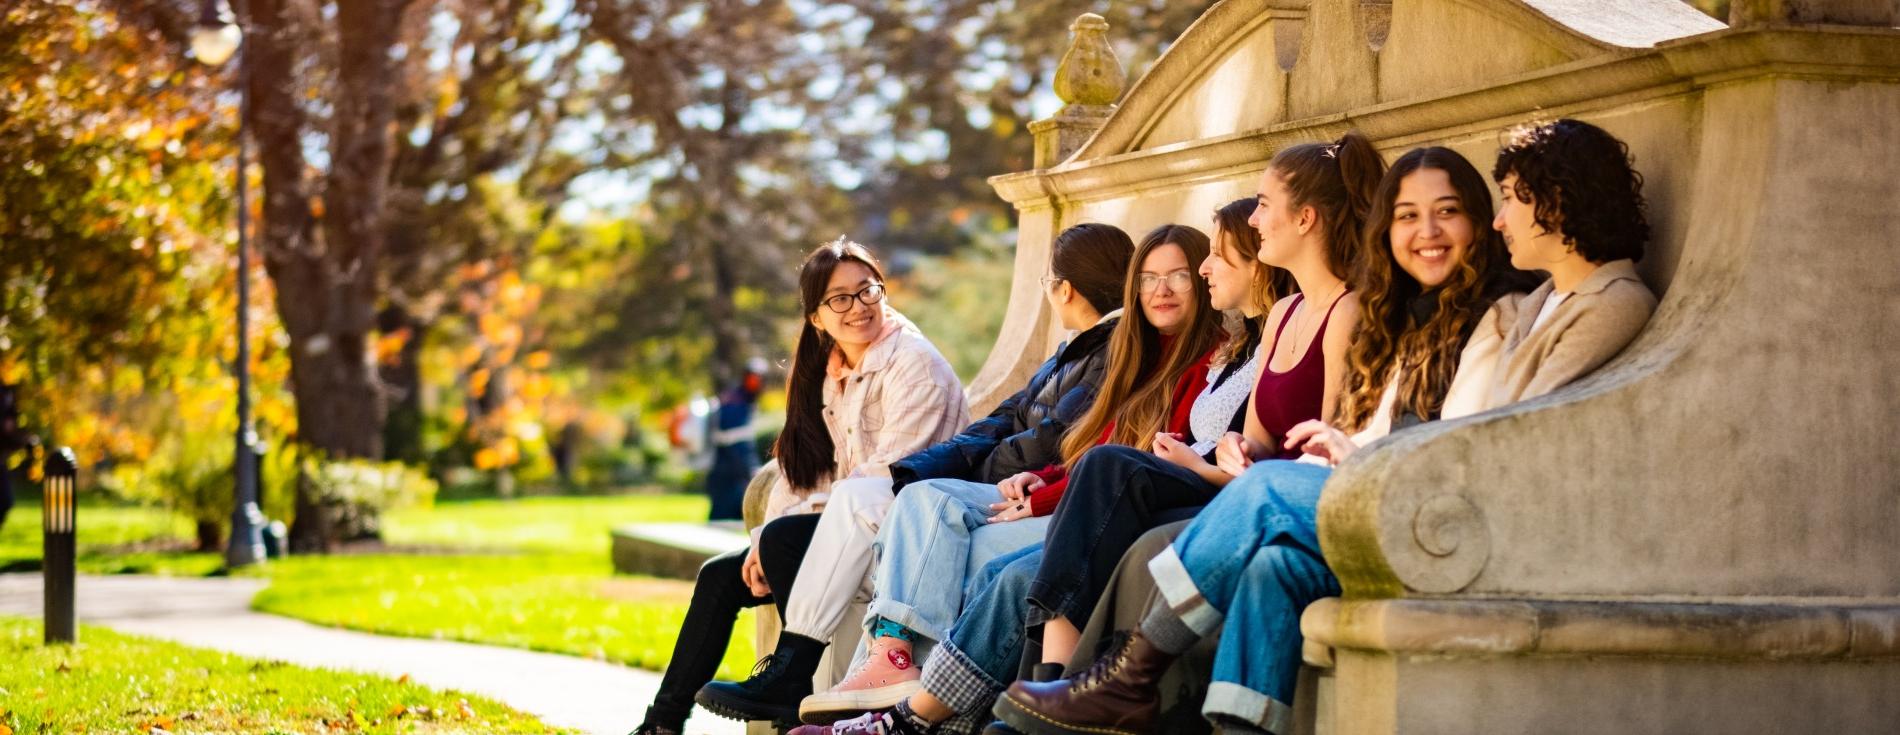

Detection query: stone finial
xmin=1031 ymin=14 xmax=1124 ymax=168
xmin=1053 ymin=13 xmax=1126 ymax=109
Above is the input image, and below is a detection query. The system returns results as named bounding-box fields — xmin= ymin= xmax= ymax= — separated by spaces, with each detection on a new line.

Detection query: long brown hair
xmin=1058 ymin=224 xmax=1223 ymax=467
xmin=774 ymin=239 xmax=887 ymax=490
xmin=1337 ymin=147 xmax=1529 ymax=430
xmin=1267 ymin=131 xmax=1387 ymax=281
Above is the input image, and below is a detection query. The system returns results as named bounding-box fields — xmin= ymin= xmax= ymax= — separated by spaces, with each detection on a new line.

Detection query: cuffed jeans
xmin=1146 ymin=460 xmax=1338 ymax=734
xmin=920 ymin=544 xmax=1044 ymax=732
xmin=1026 ymin=445 xmax=1220 ymax=627
xmin=865 ymin=477 xmax=1050 ymax=643
xmin=641 ymin=512 xmax=819 ymax=730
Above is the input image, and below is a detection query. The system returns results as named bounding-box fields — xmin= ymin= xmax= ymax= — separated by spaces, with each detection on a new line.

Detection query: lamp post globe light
xmin=193 ymin=0 xmax=266 ymax=568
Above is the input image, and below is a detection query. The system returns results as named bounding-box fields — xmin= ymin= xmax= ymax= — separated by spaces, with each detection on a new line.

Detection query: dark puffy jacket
xmin=889 ymin=317 xmax=1118 ymax=490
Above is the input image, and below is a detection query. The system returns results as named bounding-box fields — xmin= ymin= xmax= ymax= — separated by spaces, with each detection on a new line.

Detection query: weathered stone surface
xmin=608 ymin=522 xmax=747 ymax=580
xmin=976 ymin=0 xmax=1900 ymax=731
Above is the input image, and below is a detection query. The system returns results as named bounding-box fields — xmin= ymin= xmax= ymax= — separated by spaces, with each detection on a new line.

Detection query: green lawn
xmin=257 ymin=493 xmax=760 ymax=681
xmin=0 ymin=498 xmax=221 ymax=576
xmin=1 ymin=492 xmax=762 ymax=681
xmin=380 ymin=493 xmax=713 ymax=554
xmin=0 ymin=616 xmax=559 ymax=734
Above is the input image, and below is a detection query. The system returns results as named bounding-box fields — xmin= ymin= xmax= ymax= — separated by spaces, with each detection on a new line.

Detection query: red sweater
xmin=1026 ymin=344 xmax=1216 ymax=516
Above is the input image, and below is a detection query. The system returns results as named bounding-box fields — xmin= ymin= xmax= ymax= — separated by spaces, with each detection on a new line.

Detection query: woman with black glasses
xmin=632 ymin=238 xmax=969 ymax=735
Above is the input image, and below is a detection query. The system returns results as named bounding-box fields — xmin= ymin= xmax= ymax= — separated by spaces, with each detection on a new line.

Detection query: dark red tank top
xmin=1253 ymin=292 xmax=1345 ymax=459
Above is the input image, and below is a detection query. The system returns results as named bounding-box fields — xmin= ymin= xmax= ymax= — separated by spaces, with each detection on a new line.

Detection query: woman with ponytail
xmin=634 ymin=239 xmax=968 ymax=735
xmin=999 ymin=124 xmax=1654 ymax=735
xmin=995 ymin=132 xmax=1391 ymax=735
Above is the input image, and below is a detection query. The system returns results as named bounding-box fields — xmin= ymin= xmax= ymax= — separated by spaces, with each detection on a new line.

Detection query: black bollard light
xmin=42 ymin=447 xmax=78 ymax=644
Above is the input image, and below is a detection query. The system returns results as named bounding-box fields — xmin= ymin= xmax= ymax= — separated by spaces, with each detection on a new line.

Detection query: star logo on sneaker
xmin=887 ymin=648 xmax=912 ymax=670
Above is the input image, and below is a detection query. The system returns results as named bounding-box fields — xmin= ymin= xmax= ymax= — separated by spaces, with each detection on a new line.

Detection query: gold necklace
xmin=1280 ymin=280 xmax=1346 ymax=367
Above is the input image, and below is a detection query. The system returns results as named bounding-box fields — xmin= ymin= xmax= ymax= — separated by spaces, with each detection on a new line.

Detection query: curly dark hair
xmin=1492 ymin=119 xmax=1649 ymax=263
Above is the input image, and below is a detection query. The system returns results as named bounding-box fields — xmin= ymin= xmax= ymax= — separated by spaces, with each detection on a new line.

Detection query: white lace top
xmin=1188 ymin=347 xmax=1263 ymax=455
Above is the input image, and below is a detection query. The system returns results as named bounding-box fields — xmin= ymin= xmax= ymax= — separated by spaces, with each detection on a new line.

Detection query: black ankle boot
xmin=695 ymin=632 xmax=828 ymax=723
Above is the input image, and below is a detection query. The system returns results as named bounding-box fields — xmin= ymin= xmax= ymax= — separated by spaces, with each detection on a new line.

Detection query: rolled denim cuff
xmin=920 ymin=641 xmax=1005 ymax=718
xmin=1147 ymin=543 xmax=1224 ymax=637
xmin=864 ymin=598 xmax=947 ymax=643
xmin=1203 ymin=681 xmax=1295 ymax=735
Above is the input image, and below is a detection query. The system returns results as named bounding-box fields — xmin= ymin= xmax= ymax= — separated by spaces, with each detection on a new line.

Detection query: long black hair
xmin=773 ymin=239 xmax=887 ymax=490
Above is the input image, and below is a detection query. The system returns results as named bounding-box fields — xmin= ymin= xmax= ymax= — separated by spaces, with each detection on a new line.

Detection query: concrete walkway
xmin=0 ymin=573 xmax=745 ymax=735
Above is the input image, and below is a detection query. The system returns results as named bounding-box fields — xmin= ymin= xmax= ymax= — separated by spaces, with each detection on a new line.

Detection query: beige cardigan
xmin=1480 ymin=259 xmax=1658 ymax=407
xmin=757 ymin=308 xmax=969 ymax=535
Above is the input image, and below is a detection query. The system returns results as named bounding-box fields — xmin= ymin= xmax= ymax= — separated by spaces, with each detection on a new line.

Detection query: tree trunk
xmin=245 ymin=0 xmax=412 ymax=553
xmin=378 ymin=305 xmax=428 ymax=465
xmin=195 ymin=519 xmax=221 ymax=553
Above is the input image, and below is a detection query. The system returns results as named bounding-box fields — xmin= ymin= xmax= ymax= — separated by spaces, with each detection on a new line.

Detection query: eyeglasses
xmin=823 ymin=283 xmax=886 ymax=313
xmin=1136 ymin=270 xmax=1195 ymax=295
xmin=1038 ymin=274 xmax=1065 ymax=290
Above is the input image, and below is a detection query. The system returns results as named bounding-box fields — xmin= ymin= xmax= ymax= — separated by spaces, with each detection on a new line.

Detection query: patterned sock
xmin=1138 ymin=603 xmax=1201 ymax=656
xmin=871 ymin=616 xmax=918 ymax=643
xmin=890 ymin=699 xmax=937 ymax=732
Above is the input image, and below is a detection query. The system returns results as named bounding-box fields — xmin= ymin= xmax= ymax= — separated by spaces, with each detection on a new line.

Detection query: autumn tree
xmin=233 ymin=0 xmax=419 ymax=550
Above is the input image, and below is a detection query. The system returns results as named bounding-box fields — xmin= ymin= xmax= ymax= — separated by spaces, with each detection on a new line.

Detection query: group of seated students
xmin=630 ymin=117 xmax=1659 ymax=735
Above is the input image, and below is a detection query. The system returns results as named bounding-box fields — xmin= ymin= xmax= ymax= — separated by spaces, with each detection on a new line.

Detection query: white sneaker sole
xmin=798 ymin=679 xmax=925 ymax=724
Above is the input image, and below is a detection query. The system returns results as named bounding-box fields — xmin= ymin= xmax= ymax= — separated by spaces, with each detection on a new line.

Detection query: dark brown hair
xmin=1210 ymin=198 xmax=1279 ymax=367
xmin=1267 ymin=131 xmax=1388 ymax=280
xmin=1339 ymin=147 xmax=1533 ymax=430
xmin=1059 ymin=224 xmax=1223 ymax=466
xmin=1050 ymin=223 xmax=1136 ymax=315
xmin=1492 ymin=118 xmax=1649 ymax=263
xmin=774 ymin=239 xmax=886 ymax=490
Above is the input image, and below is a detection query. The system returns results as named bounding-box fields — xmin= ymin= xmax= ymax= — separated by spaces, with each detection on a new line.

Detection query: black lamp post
xmin=192 ymin=0 xmax=265 ymax=568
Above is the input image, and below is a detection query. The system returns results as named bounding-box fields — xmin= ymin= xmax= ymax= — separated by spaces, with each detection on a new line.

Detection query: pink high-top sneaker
xmin=797 ymin=637 xmax=924 ymax=724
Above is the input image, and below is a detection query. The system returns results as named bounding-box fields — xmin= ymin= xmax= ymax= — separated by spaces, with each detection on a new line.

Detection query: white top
xmin=1529 ymin=291 xmax=1571 ymax=333
xmin=1188 ymin=347 xmax=1263 ymax=455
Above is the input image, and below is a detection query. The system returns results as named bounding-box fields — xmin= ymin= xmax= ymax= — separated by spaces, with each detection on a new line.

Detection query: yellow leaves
xmin=471 ymin=437 xmax=520 ymax=470
xmin=0 ymin=721 xmax=12 ymax=735
xmin=468 ymin=368 xmax=491 ymax=399
xmin=517 ymin=373 xmax=551 ymax=402
xmin=308 ymin=196 xmax=326 ymax=220
xmin=523 ymin=351 xmax=552 ymax=370
xmin=374 ymin=329 xmax=412 ymax=366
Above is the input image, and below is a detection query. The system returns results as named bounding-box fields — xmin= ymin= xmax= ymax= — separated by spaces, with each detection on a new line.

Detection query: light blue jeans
xmin=1147 ymin=460 xmax=1338 ymax=733
xmin=923 ymin=544 xmax=1044 ymax=728
xmin=865 ymin=477 xmax=1050 ymax=643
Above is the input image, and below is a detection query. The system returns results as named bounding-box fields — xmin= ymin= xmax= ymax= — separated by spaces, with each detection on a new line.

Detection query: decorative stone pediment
xmin=1077 ymin=0 xmax=1722 ymax=159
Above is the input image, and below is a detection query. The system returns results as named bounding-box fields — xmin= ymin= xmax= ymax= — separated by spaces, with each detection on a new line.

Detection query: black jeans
xmin=1025 ymin=445 xmax=1220 ymax=627
xmin=642 ymin=512 xmax=820 ymax=729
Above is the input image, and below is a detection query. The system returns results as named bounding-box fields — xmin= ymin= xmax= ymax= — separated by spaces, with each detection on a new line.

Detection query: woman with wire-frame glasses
xmin=633 ymin=238 xmax=969 ymax=735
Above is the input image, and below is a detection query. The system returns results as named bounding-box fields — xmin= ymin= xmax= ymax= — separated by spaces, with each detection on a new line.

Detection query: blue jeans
xmin=867 ymin=478 xmax=1050 ymax=643
xmin=1146 ymin=460 xmax=1338 ymax=733
xmin=921 ymin=544 xmax=1044 ymax=724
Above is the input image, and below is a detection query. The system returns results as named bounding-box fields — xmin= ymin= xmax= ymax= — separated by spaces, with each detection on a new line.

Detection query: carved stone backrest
xmin=978 ymin=0 xmax=1900 ymax=603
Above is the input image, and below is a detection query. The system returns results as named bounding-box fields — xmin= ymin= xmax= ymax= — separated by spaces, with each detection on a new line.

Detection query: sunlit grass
xmin=0 ymin=615 xmax=560 ymax=734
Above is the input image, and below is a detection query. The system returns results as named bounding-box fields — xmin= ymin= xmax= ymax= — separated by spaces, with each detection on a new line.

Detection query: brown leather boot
xmin=990 ymin=630 xmax=1177 ymax=735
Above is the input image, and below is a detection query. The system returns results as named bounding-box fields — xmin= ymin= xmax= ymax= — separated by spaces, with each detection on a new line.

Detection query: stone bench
xmin=972 ymin=1 xmax=1900 ymax=732
xmin=608 ymin=522 xmax=748 ymax=581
